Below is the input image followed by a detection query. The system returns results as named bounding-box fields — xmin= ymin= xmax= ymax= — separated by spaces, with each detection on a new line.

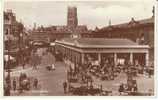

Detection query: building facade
xmin=4 ymin=9 xmax=28 ymax=66
xmin=4 ymin=10 xmax=21 ymax=53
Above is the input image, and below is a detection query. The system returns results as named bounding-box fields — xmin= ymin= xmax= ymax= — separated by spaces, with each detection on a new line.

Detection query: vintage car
xmin=19 ymin=73 xmax=31 ymax=91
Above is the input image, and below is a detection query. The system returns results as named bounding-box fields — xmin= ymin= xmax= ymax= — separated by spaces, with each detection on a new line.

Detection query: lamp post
xmin=20 ymin=33 xmax=24 ymax=69
xmin=18 ymin=22 xmax=24 ymax=68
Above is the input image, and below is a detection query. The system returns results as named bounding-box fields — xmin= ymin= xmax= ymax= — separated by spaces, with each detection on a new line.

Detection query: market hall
xmin=55 ymin=38 xmax=149 ymax=67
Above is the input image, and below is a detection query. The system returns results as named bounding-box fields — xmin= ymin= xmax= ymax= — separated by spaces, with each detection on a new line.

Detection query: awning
xmin=4 ymin=55 xmax=15 ymax=61
xmin=33 ymin=42 xmax=43 ymax=45
xmin=50 ymin=42 xmax=55 ymax=46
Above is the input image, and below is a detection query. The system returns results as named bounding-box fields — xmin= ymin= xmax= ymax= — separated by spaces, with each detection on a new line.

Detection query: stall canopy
xmin=4 ymin=55 xmax=15 ymax=61
xmin=50 ymin=42 xmax=55 ymax=46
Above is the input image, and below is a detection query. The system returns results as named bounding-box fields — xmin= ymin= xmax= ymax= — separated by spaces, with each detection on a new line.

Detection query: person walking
xmin=18 ymin=73 xmax=23 ymax=94
xmin=33 ymin=78 xmax=38 ymax=89
xmin=12 ymin=78 xmax=16 ymax=91
xmin=118 ymin=83 xmax=124 ymax=95
xmin=19 ymin=73 xmax=23 ymax=87
xmin=31 ymin=52 xmax=38 ymax=70
xmin=22 ymin=59 xmax=25 ymax=69
xmin=63 ymin=80 xmax=67 ymax=94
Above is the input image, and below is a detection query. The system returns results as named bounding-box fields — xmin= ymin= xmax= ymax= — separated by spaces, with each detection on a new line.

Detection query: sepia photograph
xmin=3 ymin=0 xmax=156 ymax=96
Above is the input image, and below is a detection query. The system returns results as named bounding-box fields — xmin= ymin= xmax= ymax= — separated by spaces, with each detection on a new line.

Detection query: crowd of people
xmin=63 ymin=54 xmax=154 ymax=96
xmin=4 ymin=46 xmax=154 ymax=96
xmin=4 ymin=72 xmax=39 ymax=95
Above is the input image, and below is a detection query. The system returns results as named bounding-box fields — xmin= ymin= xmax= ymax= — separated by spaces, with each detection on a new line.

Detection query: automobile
xmin=19 ymin=73 xmax=31 ymax=91
xmin=32 ymin=41 xmax=50 ymax=48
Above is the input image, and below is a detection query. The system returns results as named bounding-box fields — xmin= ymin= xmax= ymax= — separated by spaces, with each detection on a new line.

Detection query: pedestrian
xmin=33 ymin=78 xmax=38 ymax=89
xmin=100 ymin=84 xmax=103 ymax=92
xmin=22 ymin=60 xmax=25 ymax=69
xmin=32 ymin=53 xmax=38 ymax=70
xmin=118 ymin=83 xmax=124 ymax=95
xmin=133 ymin=83 xmax=138 ymax=92
xmin=18 ymin=84 xmax=23 ymax=94
xmin=19 ymin=73 xmax=23 ymax=87
xmin=148 ymin=68 xmax=152 ymax=78
xmin=33 ymin=63 xmax=37 ymax=70
xmin=12 ymin=78 xmax=16 ymax=91
xmin=26 ymin=78 xmax=31 ymax=90
xmin=18 ymin=73 xmax=23 ymax=94
xmin=63 ymin=80 xmax=67 ymax=94
xmin=4 ymin=83 xmax=11 ymax=96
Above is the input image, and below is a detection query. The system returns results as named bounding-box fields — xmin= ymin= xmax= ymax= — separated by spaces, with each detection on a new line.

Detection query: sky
xmin=4 ymin=0 xmax=155 ymax=30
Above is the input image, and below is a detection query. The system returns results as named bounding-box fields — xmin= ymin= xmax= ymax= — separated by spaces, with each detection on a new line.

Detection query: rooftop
xmin=56 ymin=38 xmax=149 ymax=48
xmin=100 ymin=17 xmax=154 ymax=31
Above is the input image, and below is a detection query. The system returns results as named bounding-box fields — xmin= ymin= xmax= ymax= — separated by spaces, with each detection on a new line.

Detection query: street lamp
xmin=18 ymin=22 xmax=24 ymax=68
xmin=20 ymin=33 xmax=25 ymax=69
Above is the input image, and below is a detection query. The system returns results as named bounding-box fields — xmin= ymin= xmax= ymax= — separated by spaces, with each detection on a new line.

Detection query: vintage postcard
xmin=2 ymin=0 xmax=156 ymax=96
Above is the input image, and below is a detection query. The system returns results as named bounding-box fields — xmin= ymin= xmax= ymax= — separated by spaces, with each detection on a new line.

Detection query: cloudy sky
xmin=4 ymin=0 xmax=155 ymax=29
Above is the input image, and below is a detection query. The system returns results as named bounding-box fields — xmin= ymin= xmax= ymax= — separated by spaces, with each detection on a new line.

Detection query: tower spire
xmin=109 ymin=19 xmax=111 ymax=26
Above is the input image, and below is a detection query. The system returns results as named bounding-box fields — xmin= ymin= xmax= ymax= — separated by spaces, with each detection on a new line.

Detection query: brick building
xmin=29 ymin=6 xmax=89 ymax=43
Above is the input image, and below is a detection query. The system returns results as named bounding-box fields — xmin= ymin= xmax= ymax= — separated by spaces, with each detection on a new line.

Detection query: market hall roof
xmin=56 ymin=38 xmax=149 ymax=49
xmin=99 ymin=17 xmax=154 ymax=31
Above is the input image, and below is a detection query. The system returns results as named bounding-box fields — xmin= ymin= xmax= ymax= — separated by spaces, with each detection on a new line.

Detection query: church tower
xmin=67 ymin=6 xmax=78 ymax=30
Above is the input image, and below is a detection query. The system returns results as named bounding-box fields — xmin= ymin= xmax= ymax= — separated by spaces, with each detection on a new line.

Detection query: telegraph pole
xmin=18 ymin=22 xmax=24 ymax=68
